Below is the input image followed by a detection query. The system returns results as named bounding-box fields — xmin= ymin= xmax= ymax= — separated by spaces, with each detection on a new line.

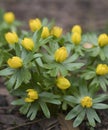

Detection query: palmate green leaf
xmin=93 ymin=103 xmax=108 ymax=109
xmin=81 ymin=71 xmax=96 ymax=80
xmin=65 ymin=63 xmax=84 ymax=71
xmin=93 ymin=94 xmax=108 ymax=103
xmin=103 ymin=45 xmax=108 ymax=59
xmin=39 ymin=92 xmax=60 ymax=99
xmin=11 ymin=99 xmax=25 ymax=105
xmin=65 ymin=105 xmax=83 ymax=120
xmin=39 ymin=36 xmax=53 ymax=47
xmin=63 ymin=53 xmax=79 ymax=64
xmin=20 ymin=103 xmax=31 ymax=115
xmin=41 ymin=98 xmax=61 ymax=105
xmin=99 ymin=49 xmax=105 ymax=61
xmin=90 ymin=47 xmax=100 ymax=57
xmin=73 ymin=109 xmax=86 ymax=127
xmin=39 ymin=102 xmax=50 ymax=118
xmin=0 ymin=68 xmax=14 ymax=76
xmin=63 ymin=95 xmax=79 ymax=104
xmin=6 ymin=74 xmax=17 ymax=90
xmin=86 ymin=109 xmax=96 ymax=127
xmin=27 ymin=102 xmax=39 ymax=120
xmin=15 ymin=43 xmax=21 ymax=57
xmin=33 ymin=28 xmax=43 ymax=43
xmin=99 ymin=77 xmax=107 ymax=91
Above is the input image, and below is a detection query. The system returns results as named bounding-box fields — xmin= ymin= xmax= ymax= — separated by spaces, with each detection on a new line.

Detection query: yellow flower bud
xmin=81 ymin=96 xmax=92 ymax=108
xmin=29 ymin=18 xmax=42 ymax=32
xmin=3 ymin=12 xmax=15 ymax=24
xmin=56 ymin=76 xmax=71 ymax=90
xmin=54 ymin=47 xmax=68 ymax=63
xmin=22 ymin=38 xmax=34 ymax=51
xmin=51 ymin=26 xmax=63 ymax=38
xmin=41 ymin=27 xmax=50 ymax=38
xmin=71 ymin=32 xmax=81 ymax=45
xmin=96 ymin=64 xmax=108 ymax=75
xmin=71 ymin=25 xmax=82 ymax=34
xmin=5 ymin=32 xmax=18 ymax=44
xmin=7 ymin=56 xmax=23 ymax=69
xmin=25 ymin=89 xmax=38 ymax=103
xmin=98 ymin=33 xmax=108 ymax=47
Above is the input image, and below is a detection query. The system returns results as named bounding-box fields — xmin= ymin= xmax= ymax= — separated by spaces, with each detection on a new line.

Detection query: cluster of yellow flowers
xmin=81 ymin=96 xmax=93 ymax=108
xmin=7 ymin=56 xmax=23 ymax=69
xmin=98 ymin=33 xmax=108 ymax=47
xmin=29 ymin=18 xmax=62 ymax=38
xmin=71 ymin=25 xmax=82 ymax=45
xmin=96 ymin=64 xmax=108 ymax=75
xmin=56 ymin=76 xmax=70 ymax=90
xmin=3 ymin=12 xmax=15 ymax=24
xmin=25 ymin=89 xmax=38 ymax=102
xmin=54 ymin=46 xmax=68 ymax=63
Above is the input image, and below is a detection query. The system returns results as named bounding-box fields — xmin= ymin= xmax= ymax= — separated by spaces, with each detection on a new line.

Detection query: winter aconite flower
xmin=7 ymin=56 xmax=23 ymax=69
xmin=71 ymin=25 xmax=82 ymax=34
xmin=81 ymin=96 xmax=93 ymax=108
xmin=71 ymin=32 xmax=81 ymax=45
xmin=41 ymin=27 xmax=50 ymax=38
xmin=25 ymin=89 xmax=38 ymax=102
xmin=29 ymin=18 xmax=42 ymax=32
xmin=51 ymin=26 xmax=63 ymax=38
xmin=5 ymin=32 xmax=18 ymax=44
xmin=22 ymin=38 xmax=34 ymax=51
xmin=54 ymin=47 xmax=68 ymax=63
xmin=98 ymin=33 xmax=108 ymax=47
xmin=3 ymin=12 xmax=15 ymax=24
xmin=56 ymin=76 xmax=71 ymax=90
xmin=96 ymin=64 xmax=108 ymax=75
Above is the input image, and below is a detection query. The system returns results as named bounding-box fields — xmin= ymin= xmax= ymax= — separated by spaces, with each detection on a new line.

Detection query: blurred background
xmin=0 ymin=0 xmax=108 ymax=32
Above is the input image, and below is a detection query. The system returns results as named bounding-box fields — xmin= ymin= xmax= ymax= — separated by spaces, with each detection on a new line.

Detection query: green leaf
xmin=0 ymin=68 xmax=14 ymax=76
xmin=82 ymin=71 xmax=96 ymax=80
xmin=99 ymin=50 xmax=105 ymax=61
xmin=86 ymin=109 xmax=96 ymax=127
xmin=63 ymin=95 xmax=79 ymax=104
xmin=12 ymin=99 xmax=25 ymax=105
xmin=93 ymin=103 xmax=108 ymax=109
xmin=90 ymin=47 xmax=100 ymax=57
xmin=66 ymin=63 xmax=84 ymax=71
xmin=93 ymin=94 xmax=108 ymax=103
xmin=15 ymin=43 xmax=21 ymax=57
xmin=73 ymin=109 xmax=85 ymax=127
xmin=20 ymin=103 xmax=31 ymax=115
xmin=63 ymin=53 xmax=78 ymax=64
xmin=39 ymin=102 xmax=50 ymax=118
xmin=65 ymin=105 xmax=83 ymax=120
xmin=27 ymin=103 xmax=39 ymax=120
xmin=99 ymin=77 xmax=107 ymax=91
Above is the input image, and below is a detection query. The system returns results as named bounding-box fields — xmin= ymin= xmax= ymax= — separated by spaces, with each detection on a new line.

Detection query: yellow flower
xmin=51 ymin=26 xmax=63 ymax=38
xmin=81 ymin=96 xmax=92 ymax=108
xmin=22 ymin=38 xmax=34 ymax=51
xmin=96 ymin=64 xmax=108 ymax=75
xmin=54 ymin=47 xmax=68 ymax=62
xmin=98 ymin=33 xmax=108 ymax=47
xmin=56 ymin=76 xmax=71 ymax=90
xmin=7 ymin=56 xmax=23 ymax=69
xmin=3 ymin=12 xmax=15 ymax=24
xmin=41 ymin=27 xmax=50 ymax=38
xmin=29 ymin=18 xmax=42 ymax=32
xmin=25 ymin=89 xmax=38 ymax=103
xmin=5 ymin=32 xmax=18 ymax=44
xmin=71 ymin=32 xmax=81 ymax=45
xmin=71 ymin=25 xmax=82 ymax=34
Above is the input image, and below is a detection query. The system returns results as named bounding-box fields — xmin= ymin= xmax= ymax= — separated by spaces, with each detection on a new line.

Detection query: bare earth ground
xmin=0 ymin=0 xmax=108 ymax=130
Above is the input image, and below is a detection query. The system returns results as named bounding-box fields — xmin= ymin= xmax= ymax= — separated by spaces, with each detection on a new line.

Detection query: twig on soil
xmin=6 ymin=118 xmax=46 ymax=130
